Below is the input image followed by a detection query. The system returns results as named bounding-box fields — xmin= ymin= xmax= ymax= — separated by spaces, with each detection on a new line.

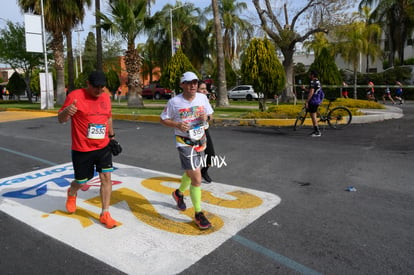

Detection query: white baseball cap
xmin=180 ymin=72 xmax=198 ymax=83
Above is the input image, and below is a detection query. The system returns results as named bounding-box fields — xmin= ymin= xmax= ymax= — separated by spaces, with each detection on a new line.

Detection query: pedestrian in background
xmin=395 ymin=81 xmax=404 ymax=105
xmin=367 ymin=80 xmax=376 ymax=101
xmin=342 ymin=81 xmax=349 ymax=98
xmin=302 ymin=70 xmax=323 ymax=137
xmin=382 ymin=81 xmax=396 ymax=104
xmin=58 ymin=71 xmax=119 ymax=229
xmin=197 ymin=80 xmax=215 ymax=183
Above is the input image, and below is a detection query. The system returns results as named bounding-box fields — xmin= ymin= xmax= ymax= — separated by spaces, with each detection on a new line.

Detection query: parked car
xmin=227 ymin=85 xmax=262 ymax=101
xmin=142 ymin=83 xmax=173 ymax=99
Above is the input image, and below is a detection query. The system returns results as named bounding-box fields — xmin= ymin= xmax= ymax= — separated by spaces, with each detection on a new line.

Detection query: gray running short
xmin=177 ymin=146 xmax=205 ymax=170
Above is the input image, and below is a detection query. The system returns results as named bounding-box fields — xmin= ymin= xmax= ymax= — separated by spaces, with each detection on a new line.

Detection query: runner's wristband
xmin=108 ymin=134 xmax=116 ymax=138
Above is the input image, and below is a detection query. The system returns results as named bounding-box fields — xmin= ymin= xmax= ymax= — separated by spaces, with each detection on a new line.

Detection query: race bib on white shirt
xmin=87 ymin=123 xmax=106 ymax=139
xmin=188 ymin=125 xmax=205 ymax=140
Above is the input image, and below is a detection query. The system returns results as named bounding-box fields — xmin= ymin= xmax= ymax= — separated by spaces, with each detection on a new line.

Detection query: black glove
xmin=109 ymin=139 xmax=122 ymax=156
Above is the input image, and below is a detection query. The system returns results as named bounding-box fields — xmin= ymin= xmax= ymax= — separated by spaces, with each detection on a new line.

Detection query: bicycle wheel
xmin=327 ymin=106 xmax=352 ymax=129
xmin=293 ymin=107 xmax=307 ymax=131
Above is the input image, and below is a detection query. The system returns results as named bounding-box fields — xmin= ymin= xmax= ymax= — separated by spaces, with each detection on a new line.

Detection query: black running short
xmin=71 ymin=145 xmax=113 ymax=184
xmin=306 ymin=104 xmax=319 ymax=113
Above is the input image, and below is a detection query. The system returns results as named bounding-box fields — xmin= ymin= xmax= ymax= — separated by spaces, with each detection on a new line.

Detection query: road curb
xmin=1 ymin=105 xmax=404 ymax=127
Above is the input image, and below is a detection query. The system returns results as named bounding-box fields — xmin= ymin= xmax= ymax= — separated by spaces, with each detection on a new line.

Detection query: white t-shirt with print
xmin=161 ymin=93 xmax=213 ymax=146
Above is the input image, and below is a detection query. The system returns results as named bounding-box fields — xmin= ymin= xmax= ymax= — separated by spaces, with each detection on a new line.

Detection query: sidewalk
xmin=0 ymin=104 xmax=404 ymax=127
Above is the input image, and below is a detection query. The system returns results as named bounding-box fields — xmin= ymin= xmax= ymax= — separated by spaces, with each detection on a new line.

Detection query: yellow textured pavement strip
xmin=0 ymin=111 xmax=56 ymax=123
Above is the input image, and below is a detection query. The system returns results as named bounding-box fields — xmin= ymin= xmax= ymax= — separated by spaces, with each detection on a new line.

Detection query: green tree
xmin=102 ymin=34 xmax=124 ymax=60
xmin=241 ymin=37 xmax=286 ymax=111
xmin=334 ymin=21 xmax=381 ymax=98
xmin=7 ymin=72 xmax=26 ymax=99
xmin=136 ymin=40 xmax=159 ymax=84
xmin=210 ymin=58 xmax=237 ymax=91
xmin=97 ymin=0 xmax=154 ymax=107
xmin=303 ymin=32 xmax=334 ymax=57
xmin=308 ymin=47 xmax=342 ymax=98
xmin=252 ymin=0 xmax=354 ymax=103
xmin=149 ymin=2 xmax=208 ymax=71
xmin=160 ymin=49 xmax=197 ymax=94
xmin=359 ymin=0 xmax=414 ymax=66
xmin=0 ymin=21 xmax=44 ymax=103
xmin=82 ymin=32 xmax=97 ymax=74
xmin=30 ymin=69 xmax=41 ymax=99
xmin=357 ymin=6 xmax=383 ymax=72
xmin=105 ymin=69 xmax=120 ymax=97
xmin=224 ymin=59 xmax=237 ymax=88
xmin=18 ymin=0 xmax=92 ymax=106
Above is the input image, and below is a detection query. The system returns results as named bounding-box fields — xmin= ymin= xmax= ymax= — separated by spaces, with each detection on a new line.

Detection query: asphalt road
xmin=0 ymin=102 xmax=413 ymax=274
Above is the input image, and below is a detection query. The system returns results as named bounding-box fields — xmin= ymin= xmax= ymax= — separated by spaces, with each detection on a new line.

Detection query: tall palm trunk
xmin=96 ymin=0 xmax=103 ymax=71
xmin=51 ymin=34 xmax=66 ymax=105
xmin=125 ymin=43 xmax=143 ymax=107
xmin=66 ymin=31 xmax=75 ymax=92
xmin=212 ymin=0 xmax=228 ymax=107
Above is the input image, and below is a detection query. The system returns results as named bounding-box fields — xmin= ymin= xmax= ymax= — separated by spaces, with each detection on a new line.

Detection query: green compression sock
xmin=178 ymin=172 xmax=191 ymax=193
xmin=190 ymin=185 xmax=202 ymax=213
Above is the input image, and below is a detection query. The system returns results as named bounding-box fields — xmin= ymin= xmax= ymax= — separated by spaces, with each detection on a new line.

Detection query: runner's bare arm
xmin=160 ymin=118 xmax=189 ymax=132
xmin=107 ymin=117 xmax=115 ymax=138
xmin=58 ymin=100 xmax=77 ymax=123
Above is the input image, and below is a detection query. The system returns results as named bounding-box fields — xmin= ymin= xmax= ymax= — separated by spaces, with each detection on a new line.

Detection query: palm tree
xmin=218 ymin=0 xmax=253 ymax=67
xmin=358 ymin=6 xmax=382 ymax=72
xmin=66 ymin=31 xmax=75 ymax=92
xmin=97 ymin=0 xmax=153 ymax=107
xmin=303 ymin=33 xmax=334 ymax=58
xmin=212 ymin=0 xmax=228 ymax=107
xmin=359 ymin=0 xmax=414 ymax=66
xmin=18 ymin=0 xmax=91 ymax=105
xmin=148 ymin=2 xmax=208 ymax=71
xmin=334 ymin=21 xmax=381 ymax=98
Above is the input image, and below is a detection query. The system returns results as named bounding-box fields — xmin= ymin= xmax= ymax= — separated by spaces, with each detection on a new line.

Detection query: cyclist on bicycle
xmin=302 ymin=70 xmax=322 ymax=137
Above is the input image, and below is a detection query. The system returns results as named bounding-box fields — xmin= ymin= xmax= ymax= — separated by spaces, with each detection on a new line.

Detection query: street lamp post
xmin=169 ymin=4 xmax=187 ymax=57
xmin=40 ymin=0 xmax=53 ymax=109
xmin=74 ymin=25 xmax=84 ymax=78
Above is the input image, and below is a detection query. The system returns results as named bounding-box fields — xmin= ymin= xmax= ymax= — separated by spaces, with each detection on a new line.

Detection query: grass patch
xmin=0 ymin=97 xmax=385 ymax=119
xmin=243 ymin=98 xmax=383 ymax=119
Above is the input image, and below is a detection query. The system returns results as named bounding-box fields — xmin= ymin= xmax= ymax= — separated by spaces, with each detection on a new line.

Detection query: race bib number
xmin=188 ymin=125 xmax=205 ymax=141
xmin=87 ymin=123 xmax=106 ymax=139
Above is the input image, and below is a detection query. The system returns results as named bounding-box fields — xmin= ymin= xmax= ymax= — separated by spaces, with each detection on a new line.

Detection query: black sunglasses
xmin=183 ymin=80 xmax=198 ymax=85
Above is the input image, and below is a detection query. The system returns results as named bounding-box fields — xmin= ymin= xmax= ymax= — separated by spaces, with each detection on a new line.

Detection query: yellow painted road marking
xmin=0 ymin=163 xmax=281 ymax=274
xmin=0 ymin=111 xmax=56 ymax=122
xmin=142 ymin=176 xmax=263 ymax=208
xmin=80 ymin=187 xmax=224 ymax=235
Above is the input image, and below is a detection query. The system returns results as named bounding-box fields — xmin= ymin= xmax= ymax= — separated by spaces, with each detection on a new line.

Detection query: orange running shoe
xmin=100 ymin=212 xmax=118 ymax=229
xmin=66 ymin=188 xmax=77 ymax=213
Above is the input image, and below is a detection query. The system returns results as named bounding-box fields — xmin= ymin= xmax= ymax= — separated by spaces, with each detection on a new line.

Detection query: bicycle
xmin=293 ymin=98 xmax=352 ymax=131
